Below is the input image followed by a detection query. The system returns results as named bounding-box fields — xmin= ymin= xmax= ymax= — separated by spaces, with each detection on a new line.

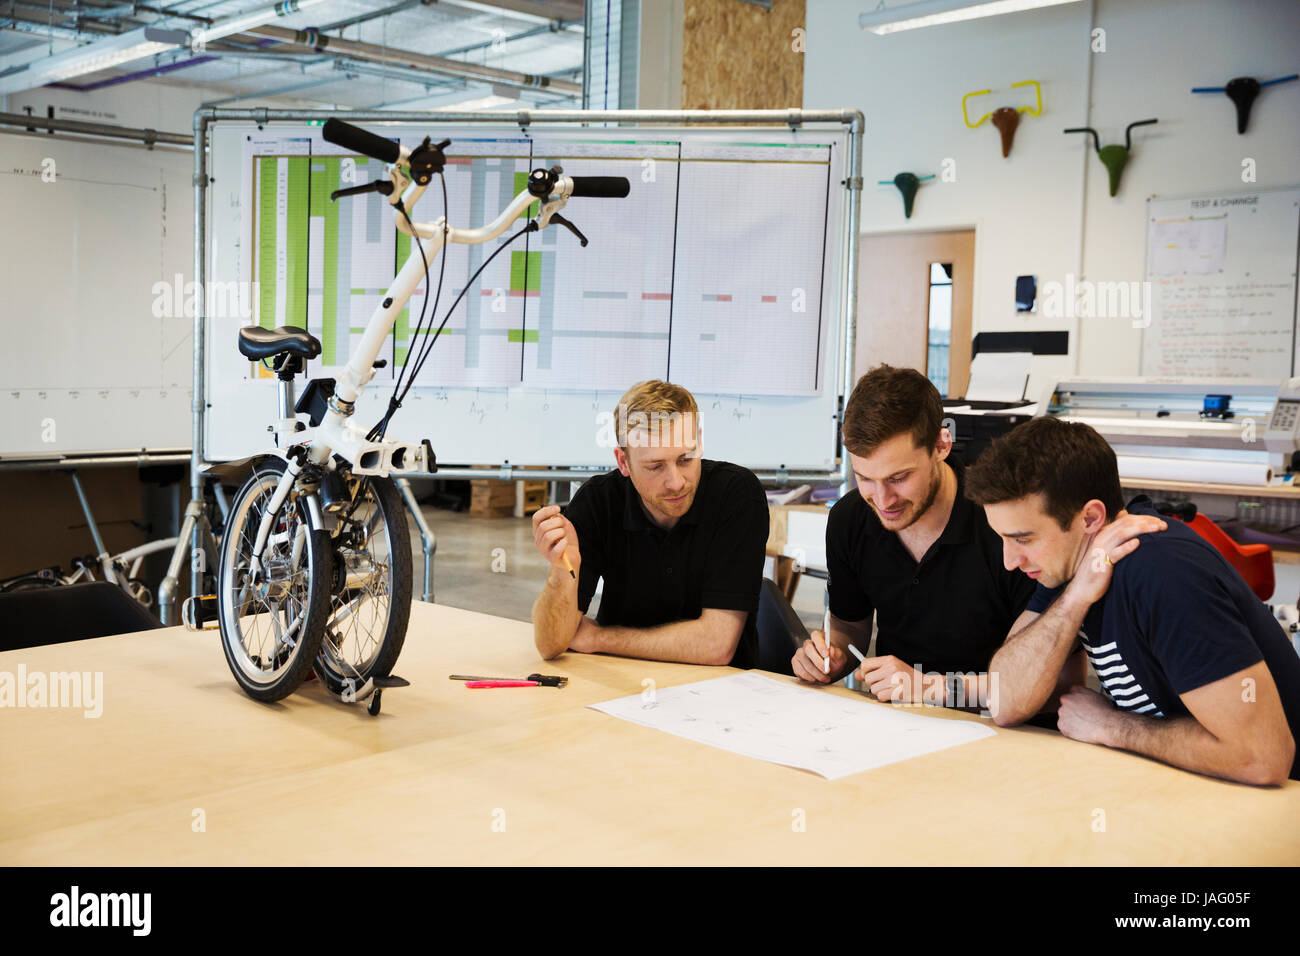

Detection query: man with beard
xmin=531 ymin=380 xmax=768 ymax=667
xmin=967 ymin=417 xmax=1297 ymax=784
xmin=792 ymin=364 xmax=1039 ymax=707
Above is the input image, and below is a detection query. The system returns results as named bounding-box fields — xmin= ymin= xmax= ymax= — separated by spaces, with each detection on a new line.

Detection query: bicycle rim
xmin=218 ymin=463 xmax=328 ymax=698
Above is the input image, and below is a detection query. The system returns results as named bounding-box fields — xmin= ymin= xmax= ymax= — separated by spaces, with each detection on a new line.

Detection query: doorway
xmin=856 ymin=229 xmax=976 ymax=398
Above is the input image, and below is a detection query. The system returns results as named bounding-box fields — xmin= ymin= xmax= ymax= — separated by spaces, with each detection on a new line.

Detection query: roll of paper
xmin=1116 ymin=456 xmax=1274 ymax=486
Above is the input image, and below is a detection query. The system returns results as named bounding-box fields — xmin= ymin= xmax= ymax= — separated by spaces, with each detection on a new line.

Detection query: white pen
xmin=847 ymin=644 xmax=865 ymax=663
xmin=822 ymin=607 xmax=831 ymax=675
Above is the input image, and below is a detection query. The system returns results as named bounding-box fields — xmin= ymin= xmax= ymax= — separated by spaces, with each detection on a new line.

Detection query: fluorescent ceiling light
xmin=859 ymin=0 xmax=1083 ymax=34
xmin=0 ymin=0 xmax=332 ymax=94
xmin=432 ymin=94 xmax=517 ymax=111
xmin=191 ymin=0 xmax=332 ymax=46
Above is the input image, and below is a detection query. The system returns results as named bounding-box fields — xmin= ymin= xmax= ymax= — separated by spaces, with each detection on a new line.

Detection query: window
xmin=927 ymin=262 xmax=953 ymax=396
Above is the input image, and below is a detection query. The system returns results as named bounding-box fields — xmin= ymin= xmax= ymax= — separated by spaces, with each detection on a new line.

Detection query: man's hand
xmin=1064 ymin=513 xmax=1167 ymax=608
xmin=792 ymin=629 xmax=847 ymax=684
xmin=568 ymin=616 xmax=601 ymax=654
xmin=855 ymin=655 xmax=925 ymax=703
xmin=532 ymin=504 xmax=580 ymax=572
xmin=1057 ymin=685 xmax=1120 ymax=746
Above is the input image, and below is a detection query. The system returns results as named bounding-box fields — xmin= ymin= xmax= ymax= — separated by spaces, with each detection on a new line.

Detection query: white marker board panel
xmin=0 ymin=132 xmax=193 ymax=458
xmin=1141 ymin=188 xmax=1300 ymax=378
xmin=204 ymin=122 xmax=850 ymax=470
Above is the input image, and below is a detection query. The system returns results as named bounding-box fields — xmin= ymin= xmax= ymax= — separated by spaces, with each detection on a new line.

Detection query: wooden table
xmin=3 ymin=602 xmax=1297 ymax=865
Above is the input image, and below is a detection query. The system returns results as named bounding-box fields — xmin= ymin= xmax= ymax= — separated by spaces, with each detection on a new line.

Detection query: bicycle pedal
xmin=373 ymin=675 xmax=410 ymax=689
xmin=181 ymin=594 xmax=220 ymax=631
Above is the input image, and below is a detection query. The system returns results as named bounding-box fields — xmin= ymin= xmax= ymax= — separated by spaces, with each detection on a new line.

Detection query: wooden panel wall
xmin=682 ymin=0 xmax=805 ymax=110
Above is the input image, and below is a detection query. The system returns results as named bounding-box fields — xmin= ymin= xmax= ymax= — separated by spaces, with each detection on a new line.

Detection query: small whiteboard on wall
xmin=1141 ymin=187 xmax=1300 ymax=378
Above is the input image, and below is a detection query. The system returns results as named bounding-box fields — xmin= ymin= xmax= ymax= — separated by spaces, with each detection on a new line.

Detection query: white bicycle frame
xmin=247 ymin=144 xmax=580 ymax=568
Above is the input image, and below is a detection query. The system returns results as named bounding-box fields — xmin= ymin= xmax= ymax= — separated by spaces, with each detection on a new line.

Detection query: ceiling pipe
xmin=0 ymin=108 xmax=190 ymax=144
xmin=248 ymin=23 xmax=581 ymax=93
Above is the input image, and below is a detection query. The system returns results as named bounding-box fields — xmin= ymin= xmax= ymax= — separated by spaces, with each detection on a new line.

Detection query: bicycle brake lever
xmin=549 ymin=212 xmax=588 ymax=247
xmin=331 ymin=180 xmax=395 ymax=202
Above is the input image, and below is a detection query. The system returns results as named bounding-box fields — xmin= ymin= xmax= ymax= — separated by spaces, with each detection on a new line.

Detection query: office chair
xmin=755 ymin=577 xmax=810 ymax=675
xmin=0 ymin=581 xmax=161 ymax=652
xmin=1155 ymin=501 xmax=1274 ymax=602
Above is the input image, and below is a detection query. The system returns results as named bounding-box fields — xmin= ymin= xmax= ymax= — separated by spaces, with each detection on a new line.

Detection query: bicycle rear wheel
xmin=314 ymin=471 xmax=412 ymax=698
xmin=217 ymin=458 xmax=333 ymax=702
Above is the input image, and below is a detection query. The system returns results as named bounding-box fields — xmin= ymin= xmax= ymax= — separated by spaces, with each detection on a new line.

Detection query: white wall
xmin=3 ymin=75 xmax=333 ymax=135
xmin=804 ymin=0 xmax=1300 ymax=386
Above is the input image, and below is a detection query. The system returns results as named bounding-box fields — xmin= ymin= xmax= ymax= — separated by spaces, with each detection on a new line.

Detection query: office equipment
xmin=965 ymin=351 xmax=1032 ymax=403
xmin=5 ymin=601 xmax=1298 ymax=865
xmin=822 ymin=607 xmax=831 ymax=674
xmin=1040 ymin=377 xmax=1300 ymax=486
xmin=451 ymin=673 xmax=568 ymax=687
xmin=204 ymin=119 xmax=854 ymax=472
xmin=590 ymin=672 xmax=996 ymax=779
xmin=1141 ymin=188 xmax=1300 ymax=378
xmin=0 ymin=130 xmax=192 ymax=459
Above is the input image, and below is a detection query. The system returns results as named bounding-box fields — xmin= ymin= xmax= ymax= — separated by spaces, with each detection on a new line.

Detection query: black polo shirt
xmin=564 ymin=458 xmax=768 ymax=668
xmin=826 ymin=458 xmax=1035 ymax=675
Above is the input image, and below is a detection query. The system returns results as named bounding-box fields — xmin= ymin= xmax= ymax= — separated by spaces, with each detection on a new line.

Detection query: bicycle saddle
xmin=238 ymin=325 xmax=322 ymax=361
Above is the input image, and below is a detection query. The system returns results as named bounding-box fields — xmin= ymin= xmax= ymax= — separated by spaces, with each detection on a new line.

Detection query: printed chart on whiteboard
xmin=1141 ymin=189 xmax=1300 ymax=378
xmin=240 ymin=130 xmax=834 ymax=396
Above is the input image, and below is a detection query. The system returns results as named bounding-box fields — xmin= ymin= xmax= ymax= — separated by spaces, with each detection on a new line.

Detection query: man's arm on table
xmin=532 ymin=561 xmax=583 ymax=660
xmin=1059 ymin=662 xmax=1295 ymax=786
xmin=569 ymin=607 xmax=747 ymax=666
xmin=988 ymin=514 xmax=1164 ymax=725
xmin=531 ymin=504 xmax=588 ymax=660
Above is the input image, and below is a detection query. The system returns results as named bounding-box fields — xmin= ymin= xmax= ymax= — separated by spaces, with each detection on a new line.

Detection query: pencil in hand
xmin=822 ymin=607 xmax=831 ymax=675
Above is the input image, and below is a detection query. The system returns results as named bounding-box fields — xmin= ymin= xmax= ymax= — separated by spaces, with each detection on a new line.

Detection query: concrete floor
xmin=411 ymin=503 xmax=829 ymax=633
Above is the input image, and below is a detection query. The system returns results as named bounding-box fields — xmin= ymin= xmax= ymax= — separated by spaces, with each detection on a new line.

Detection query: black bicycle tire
xmin=217 ymin=458 xmax=333 ymax=703
xmin=314 ymin=473 xmax=412 ymax=697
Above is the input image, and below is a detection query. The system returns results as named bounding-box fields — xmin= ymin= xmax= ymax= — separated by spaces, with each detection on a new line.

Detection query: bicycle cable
xmin=368 ymin=196 xmax=536 ymax=440
xmin=368 ymin=171 xmax=449 ymax=442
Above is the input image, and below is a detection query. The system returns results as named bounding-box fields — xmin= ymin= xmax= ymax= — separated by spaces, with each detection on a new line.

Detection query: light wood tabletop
xmin=2 ymin=601 xmax=1297 ymax=866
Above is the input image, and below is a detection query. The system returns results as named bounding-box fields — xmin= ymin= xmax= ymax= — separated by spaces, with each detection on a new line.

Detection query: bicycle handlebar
xmin=568 ymin=176 xmax=630 ymax=198
xmin=322 ymin=118 xmax=401 ymax=164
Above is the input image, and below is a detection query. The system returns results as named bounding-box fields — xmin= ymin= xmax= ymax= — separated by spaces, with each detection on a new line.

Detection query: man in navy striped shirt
xmin=966 ymin=416 xmax=1300 ymax=785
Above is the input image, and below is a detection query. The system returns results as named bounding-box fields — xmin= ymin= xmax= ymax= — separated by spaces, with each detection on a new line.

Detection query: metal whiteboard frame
xmin=163 ymin=106 xmax=864 ymax=623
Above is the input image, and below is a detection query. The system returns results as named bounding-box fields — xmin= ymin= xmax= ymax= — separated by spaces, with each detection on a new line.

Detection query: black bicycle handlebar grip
xmin=322 ymin=118 xmax=401 ymax=164
xmin=569 ymin=176 xmax=630 ymax=198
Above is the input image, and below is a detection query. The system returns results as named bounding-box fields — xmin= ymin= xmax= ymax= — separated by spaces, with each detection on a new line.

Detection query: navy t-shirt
xmin=1026 ymin=495 xmax=1300 ymax=780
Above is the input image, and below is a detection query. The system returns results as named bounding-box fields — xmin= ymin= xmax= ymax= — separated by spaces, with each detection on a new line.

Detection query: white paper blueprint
xmin=589 ymin=673 xmax=996 ymax=779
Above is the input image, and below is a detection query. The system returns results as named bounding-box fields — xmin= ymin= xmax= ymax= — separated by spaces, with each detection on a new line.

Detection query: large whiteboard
xmin=1141 ymin=187 xmax=1300 ymax=378
xmin=0 ymin=131 xmax=193 ymax=458
xmin=204 ymin=122 xmax=850 ymax=470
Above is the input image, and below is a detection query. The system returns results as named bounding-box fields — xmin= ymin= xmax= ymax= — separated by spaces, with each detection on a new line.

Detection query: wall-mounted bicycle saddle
xmin=237 ymin=325 xmax=322 ymax=361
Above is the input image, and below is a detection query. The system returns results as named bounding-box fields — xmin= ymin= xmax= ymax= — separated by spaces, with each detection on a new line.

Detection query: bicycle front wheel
xmin=217 ymin=458 xmax=333 ymax=702
xmin=315 ymin=472 xmax=412 ymax=698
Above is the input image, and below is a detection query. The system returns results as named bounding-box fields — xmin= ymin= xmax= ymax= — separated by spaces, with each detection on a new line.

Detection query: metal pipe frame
xmin=172 ymin=106 xmax=862 ymax=618
xmin=397 ymin=477 xmax=436 ymax=603
xmin=69 ymin=470 xmax=108 ymax=556
xmin=0 ymin=450 xmax=191 ymax=470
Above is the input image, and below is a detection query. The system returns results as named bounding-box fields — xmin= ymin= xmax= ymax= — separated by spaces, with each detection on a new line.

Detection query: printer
xmin=1038 ymin=377 xmax=1300 ymax=486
